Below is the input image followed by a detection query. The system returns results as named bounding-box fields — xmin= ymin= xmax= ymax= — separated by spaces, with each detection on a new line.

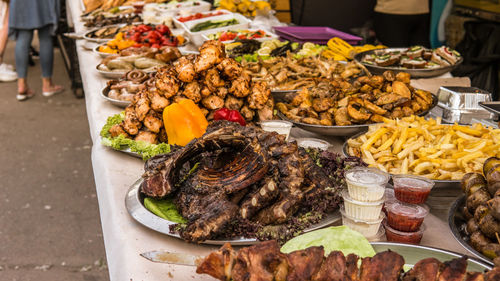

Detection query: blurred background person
xmin=9 ymin=0 xmax=63 ymax=101
xmin=0 ymin=0 xmax=16 ymax=82
xmin=373 ymin=0 xmax=431 ymax=47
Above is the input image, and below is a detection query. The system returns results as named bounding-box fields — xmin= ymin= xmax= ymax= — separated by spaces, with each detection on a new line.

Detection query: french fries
xmin=347 ymin=116 xmax=500 ymax=180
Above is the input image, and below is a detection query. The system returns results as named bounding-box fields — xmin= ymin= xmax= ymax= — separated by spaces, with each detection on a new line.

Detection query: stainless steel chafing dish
xmin=431 ymin=86 xmax=496 ymax=124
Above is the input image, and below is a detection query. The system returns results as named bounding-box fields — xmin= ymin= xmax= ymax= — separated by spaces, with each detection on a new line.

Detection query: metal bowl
xmin=354 ymin=48 xmax=463 ymax=78
xmin=101 ymin=85 xmax=132 ymax=108
xmin=273 ymin=92 xmax=437 ymax=137
xmin=448 ymin=195 xmax=494 ymax=266
xmin=342 ymin=130 xmax=460 ymax=189
xmin=125 ymin=178 xmax=341 ymax=246
xmin=371 ymin=242 xmax=492 ymax=271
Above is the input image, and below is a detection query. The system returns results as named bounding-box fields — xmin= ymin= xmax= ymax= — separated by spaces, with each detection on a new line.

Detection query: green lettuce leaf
xmin=143 ymin=197 xmax=187 ymax=224
xmin=281 ymin=226 xmax=376 ymax=258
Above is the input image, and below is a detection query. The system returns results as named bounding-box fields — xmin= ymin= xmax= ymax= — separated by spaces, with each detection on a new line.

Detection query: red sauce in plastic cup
xmin=383 ymin=220 xmax=425 ymax=244
xmin=385 ymin=202 xmax=428 ymax=232
xmin=392 ymin=174 xmax=434 ymax=204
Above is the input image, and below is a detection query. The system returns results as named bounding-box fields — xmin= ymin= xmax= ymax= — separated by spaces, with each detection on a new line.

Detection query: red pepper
xmin=228 ymin=110 xmax=246 ymax=126
xmin=214 ymin=108 xmax=230 ymax=121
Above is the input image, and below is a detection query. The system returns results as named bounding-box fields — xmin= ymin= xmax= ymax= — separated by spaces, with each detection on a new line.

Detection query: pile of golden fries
xmin=347 ymin=116 xmax=500 ymax=180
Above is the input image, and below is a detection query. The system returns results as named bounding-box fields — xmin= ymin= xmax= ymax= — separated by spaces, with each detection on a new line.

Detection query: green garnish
xmin=143 ymin=197 xmax=187 ymax=224
xmin=190 ymin=19 xmax=239 ymax=32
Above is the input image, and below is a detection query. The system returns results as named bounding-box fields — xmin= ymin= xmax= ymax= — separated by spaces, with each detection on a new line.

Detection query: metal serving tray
xmin=479 ymin=101 xmax=500 ymax=116
xmin=125 ymin=178 xmax=341 ymax=246
xmin=101 ymin=85 xmax=132 ymax=108
xmin=448 ymin=195 xmax=494 ymax=266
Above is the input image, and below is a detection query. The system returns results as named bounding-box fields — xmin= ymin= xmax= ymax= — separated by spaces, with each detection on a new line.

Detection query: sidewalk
xmin=0 ymin=39 xmax=109 ymax=280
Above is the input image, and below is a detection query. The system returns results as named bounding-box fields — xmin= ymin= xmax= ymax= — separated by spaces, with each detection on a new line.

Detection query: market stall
xmin=66 ymin=0 xmax=500 ymax=280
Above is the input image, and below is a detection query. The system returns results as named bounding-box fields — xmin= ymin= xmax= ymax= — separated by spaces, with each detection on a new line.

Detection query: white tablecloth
xmin=66 ymin=1 xmax=476 ymax=280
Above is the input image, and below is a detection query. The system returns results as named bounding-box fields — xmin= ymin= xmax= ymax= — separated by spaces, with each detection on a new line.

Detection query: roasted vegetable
xmin=461 ymin=173 xmax=487 ymax=196
xmin=470 ymin=231 xmax=492 ymax=251
xmin=479 ymin=213 xmax=500 ymax=239
xmin=467 ymin=188 xmax=491 ymax=214
xmin=467 ymin=218 xmax=480 ymax=234
xmin=163 ymin=99 xmax=208 ymax=146
xmin=482 ymin=243 xmax=500 ymax=259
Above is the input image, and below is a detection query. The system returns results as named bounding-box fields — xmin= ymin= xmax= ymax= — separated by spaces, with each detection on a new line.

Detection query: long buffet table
xmin=67 ymin=1 xmax=476 ymax=280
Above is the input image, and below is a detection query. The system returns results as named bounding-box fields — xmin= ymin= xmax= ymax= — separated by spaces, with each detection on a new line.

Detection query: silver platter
xmin=95 ymin=65 xmax=156 ymax=79
xmin=354 ymin=48 xmax=463 ymax=78
xmin=342 ymin=131 xmax=460 ymax=189
xmin=371 ymin=242 xmax=492 ymax=271
xmin=448 ymin=195 xmax=494 ymax=266
xmin=273 ymin=92 xmax=437 ymax=137
xmin=101 ymin=85 xmax=132 ymax=108
xmin=83 ymin=24 xmax=125 ymax=43
xmin=125 ymin=178 xmax=341 ymax=246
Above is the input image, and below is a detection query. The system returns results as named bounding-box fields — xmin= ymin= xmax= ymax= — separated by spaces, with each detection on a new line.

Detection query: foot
xmin=16 ymin=89 xmax=35 ymax=101
xmin=0 ymin=63 xmax=17 ymax=82
xmin=42 ymin=85 xmax=64 ymax=97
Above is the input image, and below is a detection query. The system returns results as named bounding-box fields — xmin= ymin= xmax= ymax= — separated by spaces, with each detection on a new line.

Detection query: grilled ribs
xmin=141 ymin=121 xmax=341 ymax=242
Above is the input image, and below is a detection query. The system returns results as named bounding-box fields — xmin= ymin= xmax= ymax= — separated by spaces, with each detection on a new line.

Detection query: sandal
xmin=16 ymin=89 xmax=35 ymax=101
xmin=42 ymin=85 xmax=64 ymax=97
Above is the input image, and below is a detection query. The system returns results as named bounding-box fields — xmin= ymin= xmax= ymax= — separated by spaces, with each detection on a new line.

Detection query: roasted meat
xmin=197 ymin=242 xmax=494 ymax=281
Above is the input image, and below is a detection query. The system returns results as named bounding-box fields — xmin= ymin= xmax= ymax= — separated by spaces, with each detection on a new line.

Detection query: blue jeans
xmin=15 ymin=24 xmax=53 ymax=78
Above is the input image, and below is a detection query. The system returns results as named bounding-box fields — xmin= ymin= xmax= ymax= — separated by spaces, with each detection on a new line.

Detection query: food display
xmin=323 ymin=37 xmax=386 ymax=61
xmin=216 ymin=0 xmax=271 ymax=17
xmin=140 ymin=121 xmax=364 ymax=243
xmin=102 ymin=40 xmax=279 ymax=155
xmin=460 ymin=157 xmax=500 ymax=266
xmin=347 ymin=116 xmax=500 ymax=179
xmin=228 ymin=39 xmax=325 ymax=62
xmin=175 ymin=10 xmax=227 ymax=23
xmin=189 ymin=18 xmax=240 ymax=32
xmin=163 ymin=99 xmax=209 ymax=146
xmin=393 ymin=174 xmax=434 ymax=204
xmin=206 ymin=29 xmax=275 ymax=42
xmin=276 ymin=71 xmax=434 ymax=126
xmin=196 ymin=239 xmax=500 ymax=281
xmin=84 ymin=25 xmax=134 ymax=41
xmin=345 ymin=167 xmax=389 ymax=202
xmin=361 ymin=46 xmax=462 ymax=69
xmin=97 ymin=46 xmax=181 ymax=73
xmin=105 ymin=69 xmax=154 ymax=102
xmin=81 ymin=4 xmax=142 ymax=27
xmin=243 ymin=55 xmax=363 ymax=92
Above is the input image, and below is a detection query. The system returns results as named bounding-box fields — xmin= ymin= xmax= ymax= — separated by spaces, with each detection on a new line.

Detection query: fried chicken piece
xmin=133 ymin=91 xmax=151 ymax=122
xmin=334 ymin=107 xmax=351 ymax=126
xmin=174 ymin=56 xmax=196 ymax=82
xmin=402 ymin=258 xmax=443 ymax=281
xmin=347 ymin=98 xmax=371 ymax=121
xmin=312 ymin=251 xmax=347 ymax=281
xmin=231 ymin=240 xmax=289 ymax=281
xmin=143 ymin=110 xmax=162 ymax=133
xmin=202 ymin=95 xmax=224 ymax=110
xmin=390 ymin=107 xmax=404 ymax=119
xmin=109 ymin=124 xmax=129 ymax=138
xmin=364 ymin=99 xmax=387 ymax=115
xmin=240 ymin=105 xmax=255 ymax=121
xmin=257 ymin=98 xmax=274 ymax=121
xmin=156 ymin=46 xmax=181 ymax=62
xmin=312 ymin=97 xmax=333 ymax=112
xmin=201 ymin=86 xmax=212 ymax=97
xmin=225 ymin=95 xmax=244 ymax=110
xmin=148 ymin=90 xmax=169 ymax=112
xmin=383 ymin=70 xmax=396 ymax=81
xmin=196 ymin=243 xmax=237 ymax=281
xmin=465 ymin=272 xmax=484 ymax=281
xmin=414 ymin=89 xmax=433 ymax=105
xmin=217 ymin=57 xmax=243 ymax=80
xmin=158 ymin=128 xmax=168 ymax=143
xmin=302 ymin=117 xmax=322 ymax=125
xmin=134 ymin=130 xmax=157 ymax=144
xmin=182 ymin=81 xmax=202 ymax=103
xmin=438 ymin=257 xmax=467 ymax=281
xmin=402 ymin=106 xmax=414 ymax=116
xmin=287 ymin=246 xmax=324 ymax=281
xmin=396 ymin=72 xmax=411 ymax=83
xmin=368 ymin=75 xmax=385 ymax=89
xmin=215 ymin=88 xmax=227 ymax=99
xmin=392 ymin=81 xmax=411 ymax=99
xmin=319 ymin=112 xmax=333 ymax=126
xmin=204 ymin=67 xmax=226 ymax=91
xmin=346 ymin=253 xmax=360 ymax=281
xmin=484 ymin=266 xmax=500 ymax=280
xmin=155 ymin=67 xmax=180 ymax=98
xmin=248 ymin=81 xmax=271 ymax=110
xmin=370 ymin=114 xmax=385 ymax=123
xmin=376 ymin=93 xmax=407 ymax=106
xmin=229 ymin=73 xmax=251 ymax=98
xmin=123 ymin=106 xmax=141 ymax=135
xmin=360 ymin=251 xmax=404 ymax=281
xmin=195 ymin=40 xmax=225 ymax=73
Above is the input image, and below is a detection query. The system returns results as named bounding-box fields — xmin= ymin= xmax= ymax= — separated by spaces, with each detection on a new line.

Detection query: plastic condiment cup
xmin=341 ymin=207 xmax=385 ymax=237
xmin=392 ymin=174 xmax=434 ymax=204
xmin=385 ymin=202 xmax=429 ymax=232
xmin=260 ymin=120 xmax=293 ymax=140
xmin=342 ymin=190 xmax=385 ymax=221
xmin=382 ymin=188 xmax=398 ymax=216
xmin=366 ymin=226 xmax=386 ymax=242
xmin=296 ymin=138 xmax=330 ymax=150
xmin=383 ymin=220 xmax=425 ymax=245
xmin=345 ymin=167 xmax=389 ymax=202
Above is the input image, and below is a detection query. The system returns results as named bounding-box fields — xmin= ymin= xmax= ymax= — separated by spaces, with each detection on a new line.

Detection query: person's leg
xmin=409 ymin=13 xmax=431 ymax=47
xmin=38 ymin=24 xmax=62 ymax=95
xmin=15 ymin=29 xmax=34 ymax=95
xmin=374 ymin=12 xmax=412 ymax=47
xmin=0 ymin=2 xmax=9 ymax=64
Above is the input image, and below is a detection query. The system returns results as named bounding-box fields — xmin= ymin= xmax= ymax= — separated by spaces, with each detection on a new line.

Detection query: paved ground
xmin=0 ymin=39 xmax=109 ymax=280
